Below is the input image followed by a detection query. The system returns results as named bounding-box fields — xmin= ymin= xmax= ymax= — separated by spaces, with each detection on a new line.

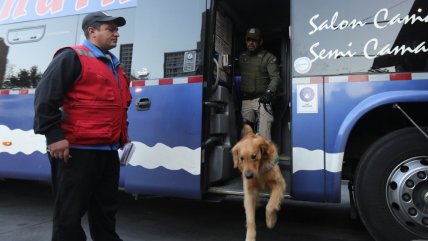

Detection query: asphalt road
xmin=0 ymin=179 xmax=374 ymax=241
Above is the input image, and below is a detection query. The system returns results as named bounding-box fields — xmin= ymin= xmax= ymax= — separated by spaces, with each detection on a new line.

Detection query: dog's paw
xmin=266 ymin=209 xmax=277 ymax=229
xmin=245 ymin=229 xmax=256 ymax=241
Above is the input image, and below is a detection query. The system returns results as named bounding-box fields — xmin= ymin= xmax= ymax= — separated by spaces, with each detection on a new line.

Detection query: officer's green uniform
xmin=239 ymin=48 xmax=281 ymax=140
xmin=239 ymin=49 xmax=281 ymax=99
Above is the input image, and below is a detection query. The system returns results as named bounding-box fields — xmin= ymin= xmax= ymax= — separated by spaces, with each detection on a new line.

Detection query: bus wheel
xmin=355 ymin=127 xmax=428 ymax=241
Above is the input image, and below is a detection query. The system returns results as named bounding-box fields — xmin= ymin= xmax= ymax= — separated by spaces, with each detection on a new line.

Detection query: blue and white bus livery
xmin=1 ymin=1 xmax=428 ymax=240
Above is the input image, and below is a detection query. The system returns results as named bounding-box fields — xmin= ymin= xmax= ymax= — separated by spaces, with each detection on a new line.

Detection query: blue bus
xmin=1 ymin=0 xmax=428 ymax=240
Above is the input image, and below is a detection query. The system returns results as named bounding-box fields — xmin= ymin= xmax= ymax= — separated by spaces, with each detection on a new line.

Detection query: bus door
xmin=207 ymin=0 xmax=292 ymax=196
xmin=123 ymin=0 xmax=208 ymax=199
xmin=201 ymin=0 xmax=238 ymax=191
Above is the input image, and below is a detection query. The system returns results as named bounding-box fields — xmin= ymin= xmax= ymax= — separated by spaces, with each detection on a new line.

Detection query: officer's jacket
xmin=239 ymin=49 xmax=281 ymax=99
xmin=60 ymin=45 xmax=132 ymax=147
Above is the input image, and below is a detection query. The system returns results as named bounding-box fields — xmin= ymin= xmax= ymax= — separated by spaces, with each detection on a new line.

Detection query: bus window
xmin=293 ymin=0 xmax=428 ymax=76
xmin=0 ymin=16 xmax=79 ymax=88
xmin=131 ymin=0 xmax=206 ymax=80
xmin=0 ymin=7 xmax=136 ymax=89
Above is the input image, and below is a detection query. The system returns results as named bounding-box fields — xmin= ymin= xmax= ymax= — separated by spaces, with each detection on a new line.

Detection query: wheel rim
xmin=387 ymin=156 xmax=428 ymax=237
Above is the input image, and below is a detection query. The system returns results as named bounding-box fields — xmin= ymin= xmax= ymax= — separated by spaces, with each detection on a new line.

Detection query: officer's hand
xmin=48 ymin=139 xmax=70 ymax=163
xmin=259 ymin=90 xmax=274 ymax=104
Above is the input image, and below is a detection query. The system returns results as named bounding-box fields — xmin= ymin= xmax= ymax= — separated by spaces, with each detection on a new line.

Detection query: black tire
xmin=355 ymin=127 xmax=428 ymax=241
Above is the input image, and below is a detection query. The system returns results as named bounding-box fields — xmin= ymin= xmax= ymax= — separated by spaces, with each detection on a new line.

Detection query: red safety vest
xmin=60 ymin=45 xmax=131 ymax=147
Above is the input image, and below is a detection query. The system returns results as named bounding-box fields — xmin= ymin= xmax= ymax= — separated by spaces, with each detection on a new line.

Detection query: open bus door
xmin=204 ymin=0 xmax=292 ymax=197
xmin=123 ymin=1 xmax=208 ymax=199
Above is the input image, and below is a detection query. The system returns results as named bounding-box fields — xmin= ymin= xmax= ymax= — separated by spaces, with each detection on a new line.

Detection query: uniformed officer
xmin=239 ymin=27 xmax=281 ymax=140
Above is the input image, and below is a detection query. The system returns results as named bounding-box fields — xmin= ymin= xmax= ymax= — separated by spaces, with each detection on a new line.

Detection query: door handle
xmin=135 ymin=97 xmax=151 ymax=111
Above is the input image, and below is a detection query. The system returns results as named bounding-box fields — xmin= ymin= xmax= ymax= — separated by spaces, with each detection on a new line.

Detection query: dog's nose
xmin=245 ymin=171 xmax=254 ymax=179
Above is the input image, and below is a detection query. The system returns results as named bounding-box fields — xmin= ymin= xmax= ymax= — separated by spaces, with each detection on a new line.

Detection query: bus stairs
xmin=207 ymin=154 xmax=291 ymax=198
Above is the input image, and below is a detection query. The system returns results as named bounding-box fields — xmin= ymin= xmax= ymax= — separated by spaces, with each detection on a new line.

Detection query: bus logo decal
xmin=0 ymin=0 xmax=137 ymax=25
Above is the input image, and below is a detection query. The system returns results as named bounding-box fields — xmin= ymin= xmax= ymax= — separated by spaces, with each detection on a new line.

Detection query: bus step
xmin=278 ymin=154 xmax=290 ymax=161
xmin=208 ymin=177 xmax=291 ymax=198
xmin=278 ymin=154 xmax=291 ymax=170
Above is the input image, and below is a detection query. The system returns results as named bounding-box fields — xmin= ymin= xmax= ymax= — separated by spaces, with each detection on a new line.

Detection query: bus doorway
xmin=206 ymin=0 xmax=291 ymax=196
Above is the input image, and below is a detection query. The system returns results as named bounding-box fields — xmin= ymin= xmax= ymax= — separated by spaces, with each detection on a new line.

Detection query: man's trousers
xmin=49 ymin=148 xmax=122 ymax=241
xmin=241 ymin=98 xmax=274 ymax=140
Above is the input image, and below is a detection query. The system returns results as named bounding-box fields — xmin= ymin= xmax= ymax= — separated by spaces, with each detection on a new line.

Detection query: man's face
xmin=89 ymin=22 xmax=120 ymax=51
xmin=246 ymin=38 xmax=261 ymax=53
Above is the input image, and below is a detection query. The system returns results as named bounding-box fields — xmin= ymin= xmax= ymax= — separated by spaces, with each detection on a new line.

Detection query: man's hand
xmin=259 ymin=90 xmax=274 ymax=104
xmin=48 ymin=139 xmax=70 ymax=163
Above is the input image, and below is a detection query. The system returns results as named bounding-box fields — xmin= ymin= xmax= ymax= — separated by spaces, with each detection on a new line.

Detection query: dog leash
xmin=254 ymin=104 xmax=261 ymax=134
xmin=255 ymin=102 xmax=273 ymax=135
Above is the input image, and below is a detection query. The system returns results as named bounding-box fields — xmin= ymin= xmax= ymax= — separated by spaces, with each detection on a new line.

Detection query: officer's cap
xmin=82 ymin=11 xmax=126 ymax=31
xmin=246 ymin=28 xmax=262 ymax=40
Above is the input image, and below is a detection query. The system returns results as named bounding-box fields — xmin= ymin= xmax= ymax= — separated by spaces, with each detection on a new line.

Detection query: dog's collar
xmin=260 ymin=157 xmax=280 ymax=176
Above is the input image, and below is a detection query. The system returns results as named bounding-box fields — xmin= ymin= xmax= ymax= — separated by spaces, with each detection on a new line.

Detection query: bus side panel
xmin=324 ymin=81 xmax=378 ymax=203
xmin=123 ymin=79 xmax=203 ymax=199
xmin=0 ymin=152 xmax=49 ymax=180
xmin=324 ymin=76 xmax=428 ymax=202
xmin=0 ymin=94 xmax=50 ymax=181
xmin=292 ymin=80 xmax=326 ymax=202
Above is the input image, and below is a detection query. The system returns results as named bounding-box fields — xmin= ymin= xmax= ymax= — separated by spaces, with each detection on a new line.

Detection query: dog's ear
xmin=231 ymin=144 xmax=240 ymax=168
xmin=260 ymin=139 xmax=277 ymax=158
xmin=243 ymin=124 xmax=254 ymax=136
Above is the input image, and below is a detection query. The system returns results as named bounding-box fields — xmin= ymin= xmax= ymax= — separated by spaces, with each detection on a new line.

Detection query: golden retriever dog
xmin=231 ymin=124 xmax=286 ymax=241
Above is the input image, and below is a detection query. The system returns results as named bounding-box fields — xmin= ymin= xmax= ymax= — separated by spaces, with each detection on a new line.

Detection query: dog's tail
xmin=243 ymin=124 xmax=254 ymax=136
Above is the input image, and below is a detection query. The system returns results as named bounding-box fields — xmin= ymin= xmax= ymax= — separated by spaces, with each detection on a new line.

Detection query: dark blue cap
xmin=82 ymin=11 xmax=126 ymax=31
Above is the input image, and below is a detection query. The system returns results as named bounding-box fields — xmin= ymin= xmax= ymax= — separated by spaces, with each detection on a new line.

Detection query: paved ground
xmin=0 ymin=179 xmax=374 ymax=241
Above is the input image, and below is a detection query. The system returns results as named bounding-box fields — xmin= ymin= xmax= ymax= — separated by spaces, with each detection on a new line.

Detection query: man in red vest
xmin=34 ymin=11 xmax=131 ymax=241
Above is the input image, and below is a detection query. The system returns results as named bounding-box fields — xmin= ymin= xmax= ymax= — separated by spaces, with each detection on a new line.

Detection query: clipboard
xmin=118 ymin=142 xmax=135 ymax=166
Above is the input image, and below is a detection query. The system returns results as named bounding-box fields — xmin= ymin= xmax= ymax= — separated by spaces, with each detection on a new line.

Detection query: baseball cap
xmin=82 ymin=11 xmax=126 ymax=31
xmin=246 ymin=28 xmax=262 ymax=40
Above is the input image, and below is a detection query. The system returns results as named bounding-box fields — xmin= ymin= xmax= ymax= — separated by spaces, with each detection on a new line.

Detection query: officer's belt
xmin=241 ymin=92 xmax=263 ymax=100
